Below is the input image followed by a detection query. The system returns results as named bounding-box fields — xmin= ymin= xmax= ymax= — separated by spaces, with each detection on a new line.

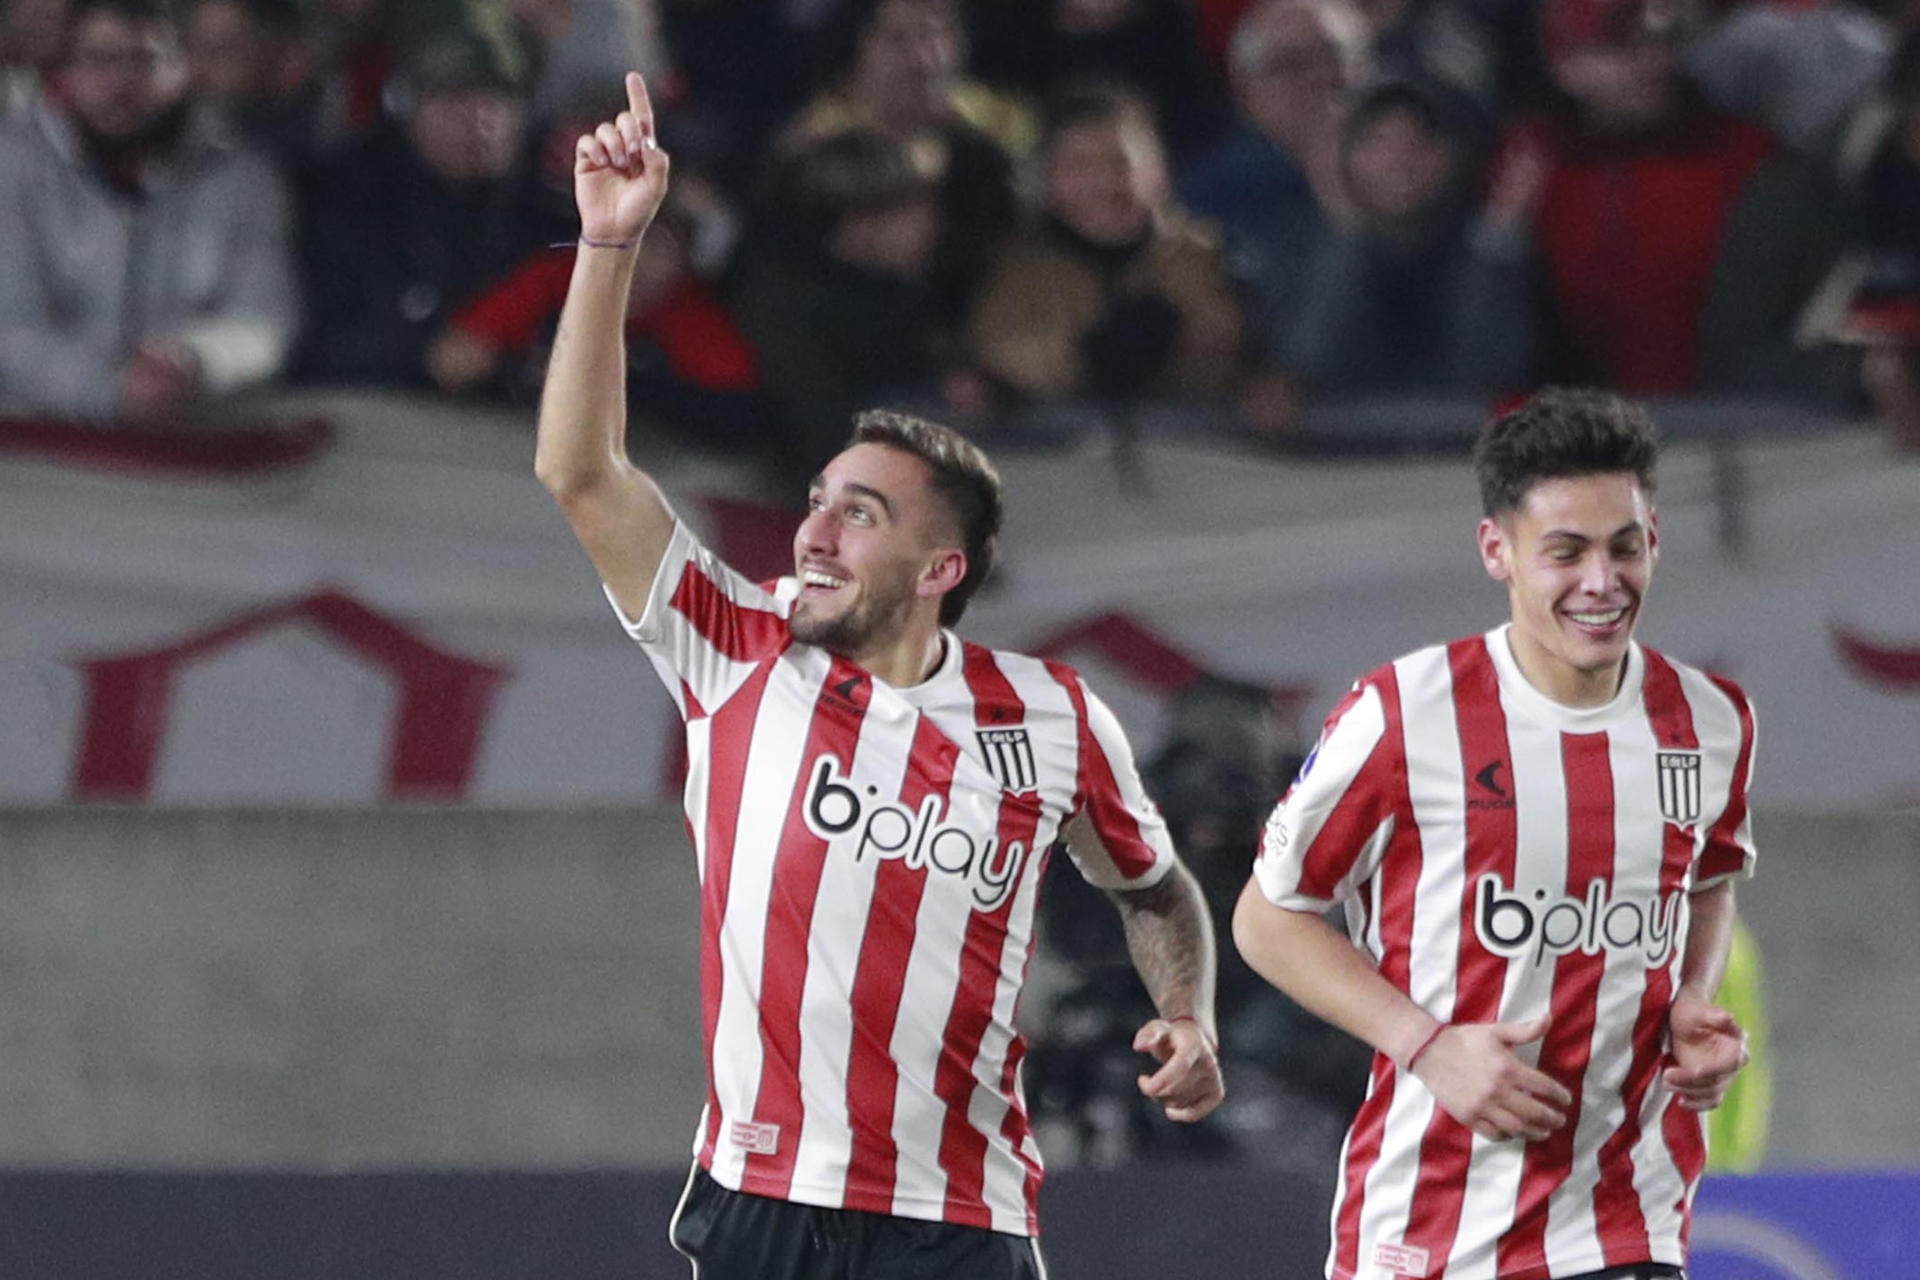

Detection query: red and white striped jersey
xmin=610 ymin=523 xmax=1176 ymax=1237
xmin=1254 ymin=626 xmax=1758 ymax=1280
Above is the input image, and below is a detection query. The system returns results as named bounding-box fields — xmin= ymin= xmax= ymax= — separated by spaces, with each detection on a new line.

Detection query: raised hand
xmin=573 ymin=72 xmax=670 ymax=249
xmin=1133 ymin=1016 xmax=1225 ymax=1123
xmin=1662 ymin=994 xmax=1749 ymax=1112
xmin=1410 ymin=1017 xmax=1573 ymax=1143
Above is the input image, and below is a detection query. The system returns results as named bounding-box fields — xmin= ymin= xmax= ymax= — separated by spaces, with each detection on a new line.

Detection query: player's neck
xmin=1504 ymin=628 xmax=1626 ymax=709
xmin=842 ymin=621 xmax=948 ymax=689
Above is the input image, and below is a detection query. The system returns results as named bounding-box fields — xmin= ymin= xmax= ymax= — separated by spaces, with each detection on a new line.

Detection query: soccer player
xmin=536 ymin=74 xmax=1224 ymax=1279
xmin=1233 ymin=389 xmax=1756 ymax=1280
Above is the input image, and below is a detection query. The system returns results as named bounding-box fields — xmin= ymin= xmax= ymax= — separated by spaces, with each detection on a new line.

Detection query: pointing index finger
xmin=625 ymin=72 xmax=653 ymax=133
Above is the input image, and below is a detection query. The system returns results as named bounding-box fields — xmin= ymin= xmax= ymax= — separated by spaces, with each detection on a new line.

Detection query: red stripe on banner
xmin=1831 ymin=623 xmax=1920 ymax=690
xmin=1698 ymin=675 xmax=1756 ymax=882
xmin=0 ymin=414 xmax=333 ymax=476
xmin=669 ymin=563 xmax=789 ymax=663
xmin=840 ymin=715 xmax=960 ymax=1216
xmin=741 ymin=659 xmax=872 ymax=1199
xmin=1589 ymin=652 xmax=1698 ymax=1263
xmin=930 ymin=648 xmax=1044 ymax=1229
xmin=1401 ymin=639 xmax=1514 ymax=1270
xmin=1332 ymin=665 xmax=1413 ymax=1280
xmin=1498 ymin=731 xmax=1615 ymax=1278
xmin=694 ymin=660 xmax=779 ymax=1171
xmin=1046 ymin=659 xmax=1157 ymax=880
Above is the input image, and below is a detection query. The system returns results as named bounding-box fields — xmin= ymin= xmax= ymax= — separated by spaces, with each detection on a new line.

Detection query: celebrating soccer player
xmin=536 ymin=75 xmax=1224 ymax=1279
xmin=1234 ymin=389 xmax=1756 ymax=1280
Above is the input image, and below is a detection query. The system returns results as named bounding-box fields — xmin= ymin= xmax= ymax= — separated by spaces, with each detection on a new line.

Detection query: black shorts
xmin=1559 ymin=1266 xmax=1684 ymax=1280
xmin=667 ymin=1166 xmax=1048 ymax=1280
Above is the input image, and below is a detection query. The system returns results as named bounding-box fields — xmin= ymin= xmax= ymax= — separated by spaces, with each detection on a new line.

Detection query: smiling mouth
xmin=1565 ymin=606 xmax=1628 ymax=631
xmin=801 ymin=568 xmax=848 ymax=591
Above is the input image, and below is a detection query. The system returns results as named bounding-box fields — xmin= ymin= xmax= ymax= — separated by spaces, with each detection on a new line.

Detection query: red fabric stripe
xmin=1589 ymin=652 xmax=1697 ymax=1262
xmin=669 ymin=562 xmax=788 ymax=664
xmin=1698 ymin=675 xmax=1756 ymax=882
xmin=1294 ymin=740 xmax=1398 ymax=901
xmin=1331 ymin=665 xmax=1412 ymax=1280
xmin=840 ymin=715 xmax=960 ymax=1215
xmin=1046 ymin=659 xmax=1159 ymax=880
xmin=694 ymin=659 xmax=779 ymax=1170
xmin=739 ymin=659 xmax=872 ymax=1198
xmin=931 ymin=647 xmax=1043 ymax=1229
xmin=1400 ymin=638 xmax=1514 ymax=1269
xmin=1498 ymin=731 xmax=1615 ymax=1277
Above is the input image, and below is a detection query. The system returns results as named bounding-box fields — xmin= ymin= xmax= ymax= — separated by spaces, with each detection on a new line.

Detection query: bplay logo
xmin=1475 ymin=873 xmax=1681 ymax=968
xmin=802 ymin=755 xmax=1029 ymax=912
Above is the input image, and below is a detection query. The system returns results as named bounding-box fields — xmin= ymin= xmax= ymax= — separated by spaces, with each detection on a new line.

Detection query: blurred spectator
xmin=1277 ymin=78 xmax=1532 ymax=395
xmin=427 ymin=194 xmax=764 ymax=448
xmin=183 ymin=0 xmax=315 ymax=165
xmin=967 ymin=83 xmax=1244 ymax=408
xmin=1687 ymin=0 xmax=1897 ymax=155
xmin=784 ymin=0 xmax=1025 ymax=318
xmin=656 ymin=0 xmax=813 ymax=178
xmin=1180 ymin=0 xmax=1365 ymax=370
xmin=302 ymin=0 xmax=393 ymax=149
xmin=970 ymin=0 xmax=1228 ymax=158
xmin=1358 ymin=0 xmax=1505 ymax=111
xmin=730 ymin=127 xmax=950 ymax=484
xmin=1500 ymin=0 xmax=1778 ymax=394
xmin=0 ymin=0 xmax=297 ymax=421
xmin=1 ymin=0 xmax=67 ymax=120
xmin=292 ymin=16 xmax=569 ymax=389
xmin=518 ymin=0 xmax=668 ymax=133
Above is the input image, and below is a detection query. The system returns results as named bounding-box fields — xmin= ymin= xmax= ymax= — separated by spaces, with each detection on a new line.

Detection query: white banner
xmin=4 ymin=393 xmax=1917 ymax=806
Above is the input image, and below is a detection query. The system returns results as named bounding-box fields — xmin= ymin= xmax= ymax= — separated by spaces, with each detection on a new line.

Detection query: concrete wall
xmin=0 ymin=806 xmax=1911 ymax=1169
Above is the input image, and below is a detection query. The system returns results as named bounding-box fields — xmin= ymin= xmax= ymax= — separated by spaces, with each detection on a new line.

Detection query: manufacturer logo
xmin=1474 ymin=873 xmax=1681 ymax=968
xmin=1467 ymin=758 xmax=1515 ymax=811
xmin=802 ymin=755 xmax=1028 ymax=911
xmin=1658 ymin=750 xmax=1702 ymax=827
xmin=975 ymin=727 xmax=1037 ymax=794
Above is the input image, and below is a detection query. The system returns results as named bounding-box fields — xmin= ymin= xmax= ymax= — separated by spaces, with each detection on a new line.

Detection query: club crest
xmin=976 ymin=727 xmax=1038 ymax=794
xmin=1657 ymin=750 xmax=1702 ymax=827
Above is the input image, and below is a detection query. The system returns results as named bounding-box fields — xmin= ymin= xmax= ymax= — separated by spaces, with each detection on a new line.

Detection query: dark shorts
xmin=667 ymin=1166 xmax=1048 ymax=1280
xmin=1560 ymin=1266 xmax=1684 ymax=1280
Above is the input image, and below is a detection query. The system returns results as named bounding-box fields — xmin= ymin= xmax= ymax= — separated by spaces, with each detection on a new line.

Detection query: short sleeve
xmin=1058 ymin=680 xmax=1177 ymax=891
xmin=604 ymin=520 xmax=792 ymax=718
xmin=1694 ymin=676 xmax=1758 ymax=889
xmin=1253 ymin=681 xmax=1400 ymax=912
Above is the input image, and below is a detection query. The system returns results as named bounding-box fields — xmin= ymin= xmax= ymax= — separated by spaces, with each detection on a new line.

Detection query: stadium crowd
xmin=4 ymin=0 xmax=1920 ymax=468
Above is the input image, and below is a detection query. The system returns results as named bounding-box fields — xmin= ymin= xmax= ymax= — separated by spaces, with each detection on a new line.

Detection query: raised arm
xmin=534 ymin=72 xmax=680 ymax=617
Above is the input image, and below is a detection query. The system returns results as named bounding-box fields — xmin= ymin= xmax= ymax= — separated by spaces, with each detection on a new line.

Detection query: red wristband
xmin=1404 ymin=1023 xmax=1447 ymax=1072
xmin=1169 ymin=1014 xmax=1218 ymax=1053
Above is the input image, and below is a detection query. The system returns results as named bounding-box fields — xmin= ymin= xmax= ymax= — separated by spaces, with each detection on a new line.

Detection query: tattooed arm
xmin=1108 ymin=858 xmax=1225 ymax=1122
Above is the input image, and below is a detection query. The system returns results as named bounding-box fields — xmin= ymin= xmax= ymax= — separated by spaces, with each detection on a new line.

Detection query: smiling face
xmin=791 ymin=442 xmax=966 ymax=658
xmin=1478 ymin=471 xmax=1657 ymax=707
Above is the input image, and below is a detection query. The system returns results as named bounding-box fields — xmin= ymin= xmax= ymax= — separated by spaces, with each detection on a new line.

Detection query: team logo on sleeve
xmin=975 ymin=727 xmax=1038 ymax=794
xmin=1657 ymin=750 xmax=1702 ymax=827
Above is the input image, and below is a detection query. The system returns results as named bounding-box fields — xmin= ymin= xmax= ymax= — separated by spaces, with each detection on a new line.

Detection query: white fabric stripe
xmin=784 ymin=691 xmax=914 ymax=1206
xmin=1347 ymin=647 xmax=1458 ymax=1279
xmin=1255 ymin=682 xmax=1389 ymax=912
xmin=706 ymin=645 xmax=831 ymax=1188
xmin=684 ymin=715 xmax=712 ymax=884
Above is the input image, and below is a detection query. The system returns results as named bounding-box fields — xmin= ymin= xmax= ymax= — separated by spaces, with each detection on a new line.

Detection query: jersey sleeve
xmin=1253 ymin=680 xmax=1400 ymax=912
xmin=602 ymin=520 xmax=792 ymax=719
xmin=1058 ymin=680 xmax=1177 ymax=891
xmin=1695 ymin=676 xmax=1759 ymax=888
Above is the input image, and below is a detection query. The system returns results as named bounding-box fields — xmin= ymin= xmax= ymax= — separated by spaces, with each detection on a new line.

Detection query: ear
xmin=917 ymin=547 xmax=967 ymax=603
xmin=1476 ymin=515 xmax=1513 ymax=584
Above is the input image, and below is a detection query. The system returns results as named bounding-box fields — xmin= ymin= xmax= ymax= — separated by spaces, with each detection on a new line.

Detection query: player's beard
xmin=789 ymin=569 xmax=920 ymax=656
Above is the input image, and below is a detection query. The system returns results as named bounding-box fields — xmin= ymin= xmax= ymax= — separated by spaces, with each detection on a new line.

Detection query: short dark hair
xmin=1473 ymin=387 xmax=1659 ymax=517
xmin=1039 ymin=78 xmax=1162 ymax=154
xmin=849 ymin=409 xmax=1003 ymax=626
xmin=70 ymin=0 xmax=182 ymax=37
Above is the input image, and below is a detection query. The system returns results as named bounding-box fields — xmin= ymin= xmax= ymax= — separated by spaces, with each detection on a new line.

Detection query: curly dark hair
xmin=1473 ymin=387 xmax=1660 ymax=517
